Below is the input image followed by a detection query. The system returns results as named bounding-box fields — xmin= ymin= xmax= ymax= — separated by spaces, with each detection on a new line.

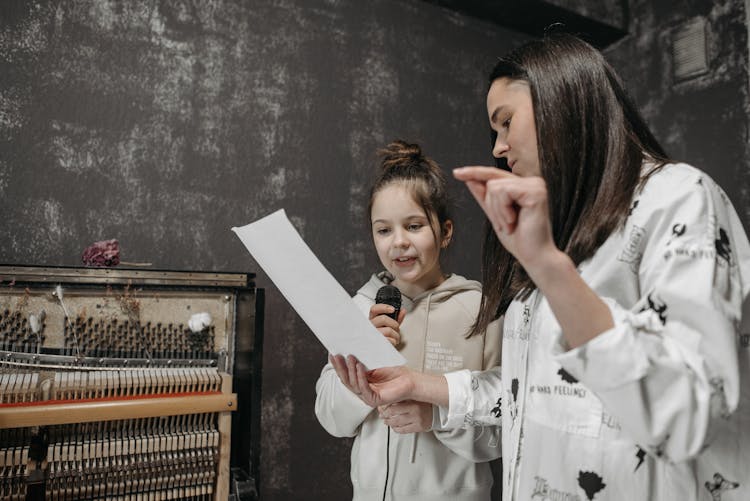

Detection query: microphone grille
xmin=375 ymin=285 xmax=401 ymax=308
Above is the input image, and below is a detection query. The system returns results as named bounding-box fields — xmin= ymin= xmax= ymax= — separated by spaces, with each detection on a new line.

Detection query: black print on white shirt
xmin=557 ymin=368 xmax=578 ymax=384
xmin=715 ymin=228 xmax=732 ymax=265
xmin=491 ymin=397 xmax=502 ymax=418
xmin=641 ymin=293 xmax=667 ymax=325
xmin=628 ymin=199 xmax=639 ymax=216
xmin=577 ymin=471 xmax=606 ymax=500
xmin=705 ymin=472 xmax=740 ymax=501
xmin=523 ymin=304 xmax=531 ymax=325
xmin=635 ymin=447 xmax=646 ymax=472
xmin=665 ymin=223 xmax=687 ymax=247
xmin=508 ymin=378 xmax=519 ymax=422
xmin=650 ymin=434 xmax=669 ymax=458
xmin=618 ymin=225 xmax=646 ymax=273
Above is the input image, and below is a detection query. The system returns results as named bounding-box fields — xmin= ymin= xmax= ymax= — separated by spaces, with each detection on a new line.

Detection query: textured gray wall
xmin=1 ymin=0 xmax=749 ymax=500
xmin=605 ymin=0 xmax=750 ymax=226
xmin=0 ymin=1 xmax=519 ymax=499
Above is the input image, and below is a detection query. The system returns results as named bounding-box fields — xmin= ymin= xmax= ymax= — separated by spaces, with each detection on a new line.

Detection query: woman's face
xmin=487 ymin=77 xmax=540 ymax=177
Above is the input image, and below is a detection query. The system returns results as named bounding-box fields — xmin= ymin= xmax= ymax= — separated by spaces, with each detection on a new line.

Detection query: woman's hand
xmin=369 ymin=303 xmax=406 ymax=347
xmin=455 ymin=166 xmax=614 ymax=348
xmin=379 ymin=400 xmax=433 ymax=434
xmin=328 ymin=354 xmax=416 ymax=408
xmin=453 ymin=166 xmax=557 ymax=270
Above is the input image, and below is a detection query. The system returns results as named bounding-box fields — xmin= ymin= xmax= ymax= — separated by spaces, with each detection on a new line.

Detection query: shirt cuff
xmin=436 ymin=369 xmax=473 ymax=429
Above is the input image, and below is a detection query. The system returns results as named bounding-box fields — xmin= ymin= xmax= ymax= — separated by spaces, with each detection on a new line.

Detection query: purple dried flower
xmin=81 ymin=239 xmax=121 ymax=267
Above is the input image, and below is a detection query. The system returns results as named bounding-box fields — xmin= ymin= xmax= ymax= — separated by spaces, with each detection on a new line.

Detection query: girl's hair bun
xmin=377 ymin=140 xmax=425 ymax=171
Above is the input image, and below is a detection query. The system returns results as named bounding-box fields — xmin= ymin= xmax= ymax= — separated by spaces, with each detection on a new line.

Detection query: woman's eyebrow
xmin=490 ymin=105 xmax=507 ymax=126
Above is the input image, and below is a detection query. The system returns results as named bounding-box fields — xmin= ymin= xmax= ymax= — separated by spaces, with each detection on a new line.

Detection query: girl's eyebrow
xmin=372 ymin=214 xmax=428 ymax=225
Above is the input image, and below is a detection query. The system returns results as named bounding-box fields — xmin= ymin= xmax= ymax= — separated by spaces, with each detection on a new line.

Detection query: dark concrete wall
xmin=604 ymin=0 xmax=750 ymax=226
xmin=1 ymin=0 xmax=749 ymax=500
xmin=0 ymin=1 xmax=521 ymax=499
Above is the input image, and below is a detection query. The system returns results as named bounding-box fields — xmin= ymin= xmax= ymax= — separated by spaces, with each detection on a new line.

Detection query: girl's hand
xmin=329 ymin=354 xmax=375 ymax=405
xmin=453 ymin=166 xmax=558 ymax=270
xmin=378 ymin=400 xmax=433 ymax=434
xmin=329 ymin=354 xmax=416 ymax=408
xmin=330 ymin=355 xmax=417 ymax=407
xmin=369 ymin=303 xmax=406 ymax=347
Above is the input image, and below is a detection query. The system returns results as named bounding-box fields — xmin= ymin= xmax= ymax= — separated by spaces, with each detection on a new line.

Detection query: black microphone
xmin=375 ymin=285 xmax=402 ymax=321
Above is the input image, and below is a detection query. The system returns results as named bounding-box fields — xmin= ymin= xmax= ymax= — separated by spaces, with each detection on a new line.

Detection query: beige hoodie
xmin=315 ymin=272 xmax=502 ymax=501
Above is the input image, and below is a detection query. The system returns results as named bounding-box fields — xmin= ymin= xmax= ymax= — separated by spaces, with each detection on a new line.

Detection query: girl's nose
xmin=393 ymin=229 xmax=409 ymax=248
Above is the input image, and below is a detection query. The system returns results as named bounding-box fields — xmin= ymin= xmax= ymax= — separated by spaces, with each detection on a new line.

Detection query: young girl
xmin=338 ymin=35 xmax=750 ymax=500
xmin=315 ymin=140 xmax=502 ymax=501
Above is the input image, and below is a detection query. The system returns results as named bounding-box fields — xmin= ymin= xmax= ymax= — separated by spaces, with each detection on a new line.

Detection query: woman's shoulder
xmin=636 ymin=162 xmax=729 ymax=212
xmin=640 ymin=162 xmax=705 ymax=193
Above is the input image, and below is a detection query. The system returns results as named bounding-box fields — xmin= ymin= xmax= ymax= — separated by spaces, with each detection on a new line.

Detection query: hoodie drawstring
xmin=410 ymin=292 xmax=434 ymax=463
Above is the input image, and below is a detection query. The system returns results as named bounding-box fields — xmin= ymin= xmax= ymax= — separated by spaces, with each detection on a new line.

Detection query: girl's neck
xmin=393 ymin=270 xmax=448 ymax=299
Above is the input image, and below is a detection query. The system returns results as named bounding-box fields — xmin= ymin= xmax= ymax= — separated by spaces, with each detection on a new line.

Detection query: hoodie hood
xmin=355 ymin=271 xmax=482 ymax=312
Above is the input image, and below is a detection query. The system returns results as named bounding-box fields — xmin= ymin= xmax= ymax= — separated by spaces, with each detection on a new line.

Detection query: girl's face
xmin=487 ymin=77 xmax=540 ymax=177
xmin=370 ymin=183 xmax=451 ymax=298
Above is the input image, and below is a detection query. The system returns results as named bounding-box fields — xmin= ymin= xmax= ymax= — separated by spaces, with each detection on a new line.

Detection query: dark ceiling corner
xmin=418 ymin=0 xmax=629 ymax=49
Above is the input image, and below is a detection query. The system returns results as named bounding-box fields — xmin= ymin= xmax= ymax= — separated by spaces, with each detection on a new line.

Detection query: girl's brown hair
xmin=368 ymin=140 xmax=451 ymax=245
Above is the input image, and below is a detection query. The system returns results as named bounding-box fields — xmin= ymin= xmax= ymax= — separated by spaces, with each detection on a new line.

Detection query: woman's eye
xmin=502 ymin=117 xmax=511 ymax=129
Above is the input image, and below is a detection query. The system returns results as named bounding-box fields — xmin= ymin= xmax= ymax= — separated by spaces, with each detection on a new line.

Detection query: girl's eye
xmin=502 ymin=117 xmax=511 ymax=129
xmin=376 ymin=228 xmax=390 ymax=235
xmin=407 ymin=224 xmax=423 ymax=231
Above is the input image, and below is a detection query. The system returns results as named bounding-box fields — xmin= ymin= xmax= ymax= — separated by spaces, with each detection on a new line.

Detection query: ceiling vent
xmin=672 ymin=17 xmax=709 ymax=81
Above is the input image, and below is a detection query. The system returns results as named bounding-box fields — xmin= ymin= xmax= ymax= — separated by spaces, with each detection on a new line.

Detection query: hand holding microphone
xmin=371 ymin=285 xmax=405 ymax=347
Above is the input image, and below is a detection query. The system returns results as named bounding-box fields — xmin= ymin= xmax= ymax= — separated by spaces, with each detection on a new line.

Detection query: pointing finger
xmin=453 ymin=166 xmax=517 ymax=182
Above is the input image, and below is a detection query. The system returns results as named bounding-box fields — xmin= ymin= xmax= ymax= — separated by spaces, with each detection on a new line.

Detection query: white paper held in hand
xmin=232 ymin=209 xmax=406 ymax=369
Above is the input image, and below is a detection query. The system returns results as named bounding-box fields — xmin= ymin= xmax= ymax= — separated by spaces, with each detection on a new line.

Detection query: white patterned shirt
xmin=439 ymin=163 xmax=750 ymax=501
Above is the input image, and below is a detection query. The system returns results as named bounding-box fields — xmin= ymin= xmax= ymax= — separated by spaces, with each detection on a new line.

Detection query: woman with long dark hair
xmin=331 ymin=34 xmax=750 ymax=500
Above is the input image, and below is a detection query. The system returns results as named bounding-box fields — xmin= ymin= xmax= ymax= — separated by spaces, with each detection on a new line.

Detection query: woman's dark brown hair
xmin=471 ymin=33 xmax=671 ymax=336
xmin=368 ymin=140 xmax=451 ymax=245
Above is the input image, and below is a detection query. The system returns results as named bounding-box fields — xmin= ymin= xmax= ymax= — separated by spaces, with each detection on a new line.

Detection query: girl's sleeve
xmin=314 ymin=361 xmax=374 ymax=437
xmin=553 ymin=170 xmax=750 ymax=462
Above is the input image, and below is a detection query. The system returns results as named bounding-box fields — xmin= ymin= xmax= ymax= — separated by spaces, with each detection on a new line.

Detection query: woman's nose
xmin=493 ymin=136 xmax=509 ymax=158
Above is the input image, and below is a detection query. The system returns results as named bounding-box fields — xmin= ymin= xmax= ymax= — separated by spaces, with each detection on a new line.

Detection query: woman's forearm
xmin=526 ymin=248 xmax=614 ymax=349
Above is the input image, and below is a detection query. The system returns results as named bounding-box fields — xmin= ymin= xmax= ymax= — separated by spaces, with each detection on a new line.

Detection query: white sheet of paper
xmin=232 ymin=209 xmax=406 ymax=369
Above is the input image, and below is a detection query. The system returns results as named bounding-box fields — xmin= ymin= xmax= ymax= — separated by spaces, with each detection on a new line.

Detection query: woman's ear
xmin=441 ymin=220 xmax=454 ymax=248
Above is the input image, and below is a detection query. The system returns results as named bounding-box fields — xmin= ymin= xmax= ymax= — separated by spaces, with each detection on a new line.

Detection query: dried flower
xmin=81 ymin=239 xmax=120 ymax=267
